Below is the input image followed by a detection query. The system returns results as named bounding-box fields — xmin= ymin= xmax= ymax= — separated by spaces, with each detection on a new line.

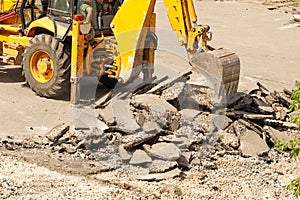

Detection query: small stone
xmin=5 ymin=143 xmax=15 ymax=151
xmin=152 ymin=191 xmax=161 ymax=199
xmin=267 ymin=6 xmax=277 ymax=10
xmin=61 ymin=143 xmax=77 ymax=154
xmin=135 ymin=112 xmax=145 ymax=127
xmin=118 ymin=146 xmax=132 ymax=161
xmin=12 ymin=139 xmax=23 ymax=145
xmin=149 ymin=142 xmax=181 ymax=161
xmin=202 ymin=160 xmax=217 ymax=170
xmin=129 ymin=150 xmax=152 ymax=165
xmin=278 ymin=107 xmax=288 ymax=121
xmin=191 ymin=158 xmax=201 ymax=165
xmin=143 ymin=144 xmax=151 ymax=153
xmin=293 ymin=14 xmax=300 ymax=22
xmin=218 ymin=130 xmax=239 ymax=150
xmin=167 ymin=115 xmax=181 ymax=132
xmin=177 ymin=154 xmax=190 ymax=169
xmin=46 ymin=124 xmax=69 ymax=142
xmin=216 ymin=150 xmax=226 ymax=157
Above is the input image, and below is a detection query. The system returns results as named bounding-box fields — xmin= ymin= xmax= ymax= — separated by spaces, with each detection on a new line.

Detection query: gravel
xmin=1 ymin=148 xmax=299 ymax=199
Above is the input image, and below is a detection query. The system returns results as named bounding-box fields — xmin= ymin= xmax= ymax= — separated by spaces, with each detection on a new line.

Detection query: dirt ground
xmin=0 ymin=0 xmax=300 ymax=199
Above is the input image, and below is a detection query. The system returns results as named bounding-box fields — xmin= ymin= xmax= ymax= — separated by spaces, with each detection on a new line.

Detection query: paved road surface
xmin=0 ymin=1 xmax=299 ymax=137
xmin=156 ymin=1 xmax=300 ymax=91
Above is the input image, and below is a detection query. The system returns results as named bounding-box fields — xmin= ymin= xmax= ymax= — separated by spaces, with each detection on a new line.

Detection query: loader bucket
xmin=190 ymin=48 xmax=240 ymax=96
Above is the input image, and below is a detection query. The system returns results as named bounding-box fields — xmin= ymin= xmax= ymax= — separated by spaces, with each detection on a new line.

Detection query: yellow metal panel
xmin=187 ymin=0 xmax=197 ymax=23
xmin=71 ymin=21 xmax=84 ymax=78
xmin=163 ymin=0 xmax=187 ymax=45
xmin=70 ymin=20 xmax=85 ymax=104
xmin=0 ymin=24 xmax=21 ymax=34
xmin=111 ymin=0 xmax=156 ymax=79
xmin=1 ymin=0 xmax=18 ymax=12
xmin=0 ymin=35 xmax=31 ymax=45
xmin=27 ymin=17 xmax=73 ymax=37
xmin=0 ymin=34 xmax=31 ymax=64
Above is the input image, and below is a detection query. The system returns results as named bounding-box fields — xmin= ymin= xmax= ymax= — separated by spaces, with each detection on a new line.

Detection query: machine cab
xmin=47 ymin=0 xmax=123 ymax=36
xmin=76 ymin=0 xmax=123 ymax=32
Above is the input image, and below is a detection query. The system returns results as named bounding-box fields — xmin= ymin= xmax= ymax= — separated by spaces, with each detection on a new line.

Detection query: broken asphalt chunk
xmin=264 ymin=119 xmax=297 ymax=129
xmin=232 ymin=110 xmax=273 ymax=120
xmin=223 ymin=92 xmax=246 ymax=107
xmin=146 ymin=71 xmax=191 ymax=95
xmin=118 ymin=145 xmax=132 ymax=161
xmin=253 ymin=97 xmax=274 ymax=114
xmin=120 ymin=132 xmax=159 ymax=150
xmin=132 ymin=94 xmax=177 ymax=112
xmin=179 ymin=109 xmax=200 ymax=121
xmin=129 ymin=149 xmax=152 ymax=165
xmin=176 ymin=154 xmax=190 ymax=169
xmin=264 ymin=126 xmax=293 ymax=144
xmin=149 ymin=142 xmax=182 ymax=161
xmin=149 ymin=159 xmax=178 ymax=173
xmin=239 ymin=130 xmax=270 ymax=157
xmin=161 ymin=82 xmax=186 ymax=102
xmin=132 ymin=168 xmax=182 ymax=181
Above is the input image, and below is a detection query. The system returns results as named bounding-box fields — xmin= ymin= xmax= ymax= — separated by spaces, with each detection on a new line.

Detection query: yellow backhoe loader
xmin=0 ymin=0 xmax=240 ymax=104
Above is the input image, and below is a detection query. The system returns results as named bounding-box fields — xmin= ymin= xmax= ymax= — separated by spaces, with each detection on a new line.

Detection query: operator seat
xmin=98 ymin=0 xmax=123 ymax=29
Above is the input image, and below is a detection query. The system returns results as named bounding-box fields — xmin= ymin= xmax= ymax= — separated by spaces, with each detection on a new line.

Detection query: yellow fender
xmin=26 ymin=17 xmax=72 ymax=37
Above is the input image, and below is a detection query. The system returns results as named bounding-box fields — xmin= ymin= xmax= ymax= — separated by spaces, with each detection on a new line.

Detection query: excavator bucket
xmin=190 ymin=48 xmax=240 ymax=96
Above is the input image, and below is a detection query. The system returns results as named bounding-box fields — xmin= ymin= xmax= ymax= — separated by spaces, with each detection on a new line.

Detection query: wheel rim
xmin=30 ymin=50 xmax=54 ymax=83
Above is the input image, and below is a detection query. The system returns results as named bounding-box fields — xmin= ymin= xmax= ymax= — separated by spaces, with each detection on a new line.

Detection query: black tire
xmin=22 ymin=34 xmax=70 ymax=97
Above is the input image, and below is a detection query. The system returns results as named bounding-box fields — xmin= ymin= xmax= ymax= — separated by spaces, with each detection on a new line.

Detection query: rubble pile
xmin=67 ymin=76 xmax=298 ymax=179
xmin=263 ymin=0 xmax=300 ymax=13
xmin=1 ymin=74 xmax=298 ymax=181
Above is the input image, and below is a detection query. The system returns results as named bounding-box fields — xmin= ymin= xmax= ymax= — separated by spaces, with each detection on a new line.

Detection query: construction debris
xmin=3 ymin=78 xmax=298 ymax=181
xmin=70 ymin=80 xmax=299 ymax=178
xmin=129 ymin=150 xmax=152 ymax=165
xmin=149 ymin=142 xmax=181 ymax=161
xmin=132 ymin=168 xmax=182 ymax=181
xmin=239 ymin=130 xmax=270 ymax=157
xmin=46 ymin=124 xmax=70 ymax=142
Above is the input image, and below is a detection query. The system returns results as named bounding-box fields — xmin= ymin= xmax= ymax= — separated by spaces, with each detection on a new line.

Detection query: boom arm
xmin=164 ymin=0 xmax=211 ymax=53
xmin=110 ymin=0 xmax=210 ymax=80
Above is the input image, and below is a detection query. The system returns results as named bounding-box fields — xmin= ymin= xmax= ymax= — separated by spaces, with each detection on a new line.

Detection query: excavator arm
xmin=164 ymin=0 xmax=211 ymax=53
xmin=110 ymin=0 xmax=211 ymax=81
xmin=70 ymin=0 xmax=240 ymax=103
